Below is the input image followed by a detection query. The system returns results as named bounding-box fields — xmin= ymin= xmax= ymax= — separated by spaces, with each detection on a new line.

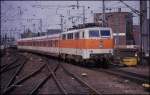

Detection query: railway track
xmin=58 ymin=63 xmax=100 ymax=94
xmin=1 ymin=55 xmax=29 ymax=95
xmin=0 ymin=57 xmax=19 ymax=73
xmin=2 ymin=54 xmax=100 ymax=95
xmin=30 ymin=57 xmax=101 ymax=94
xmin=92 ymin=67 xmax=149 ymax=86
xmin=3 ymin=50 xmax=148 ymax=94
xmin=65 ymin=59 xmax=149 ymax=85
xmin=0 ymin=54 xmax=20 ymax=72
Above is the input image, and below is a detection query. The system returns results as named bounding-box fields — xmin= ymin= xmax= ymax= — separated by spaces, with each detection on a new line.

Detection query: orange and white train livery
xmin=17 ymin=27 xmax=114 ymax=66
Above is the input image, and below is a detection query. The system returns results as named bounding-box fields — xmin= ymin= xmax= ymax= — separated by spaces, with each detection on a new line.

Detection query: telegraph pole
xmin=140 ymin=0 xmax=144 ymax=64
xmin=83 ymin=6 xmax=85 ymax=24
xmin=77 ymin=0 xmax=79 ymax=9
xmin=60 ymin=15 xmax=64 ymax=32
xmin=39 ymin=18 xmax=42 ymax=32
xmin=102 ymin=0 xmax=106 ymax=27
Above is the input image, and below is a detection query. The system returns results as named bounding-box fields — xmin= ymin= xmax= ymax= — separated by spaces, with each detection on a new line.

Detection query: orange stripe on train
xmin=59 ymin=39 xmax=114 ymax=49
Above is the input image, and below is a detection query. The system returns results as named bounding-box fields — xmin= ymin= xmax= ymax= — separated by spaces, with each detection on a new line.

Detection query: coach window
xmin=37 ymin=41 xmax=38 ymax=46
xmin=35 ymin=41 xmax=36 ymax=46
xmin=51 ymin=40 xmax=53 ymax=47
xmin=40 ymin=41 xmax=42 ymax=46
xmin=41 ymin=41 xmax=43 ymax=46
xmin=53 ymin=40 xmax=56 ymax=47
xmin=35 ymin=41 xmax=37 ymax=46
xmin=62 ymin=34 xmax=66 ymax=40
xmin=75 ymin=32 xmax=79 ymax=39
xmin=45 ymin=41 xmax=47 ymax=46
xmin=55 ymin=40 xmax=58 ymax=47
xmin=67 ymin=33 xmax=73 ymax=39
xmin=33 ymin=42 xmax=34 ymax=46
xmin=45 ymin=41 xmax=47 ymax=47
xmin=50 ymin=40 xmax=52 ymax=47
xmin=53 ymin=40 xmax=55 ymax=47
xmin=44 ymin=41 xmax=46 ymax=46
xmin=38 ymin=41 xmax=40 ymax=46
xmin=47 ymin=41 xmax=49 ymax=47
xmin=48 ymin=40 xmax=50 ymax=47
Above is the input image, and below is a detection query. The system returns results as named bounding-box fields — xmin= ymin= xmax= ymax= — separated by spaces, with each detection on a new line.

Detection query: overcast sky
xmin=1 ymin=1 xmax=140 ymax=38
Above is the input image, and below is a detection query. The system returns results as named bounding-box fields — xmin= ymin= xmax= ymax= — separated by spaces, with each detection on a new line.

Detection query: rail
xmin=95 ymin=68 xmax=149 ymax=85
xmin=60 ymin=63 xmax=101 ymax=94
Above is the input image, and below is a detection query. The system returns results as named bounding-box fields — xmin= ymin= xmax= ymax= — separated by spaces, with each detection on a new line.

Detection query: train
xmin=17 ymin=26 xmax=114 ymax=67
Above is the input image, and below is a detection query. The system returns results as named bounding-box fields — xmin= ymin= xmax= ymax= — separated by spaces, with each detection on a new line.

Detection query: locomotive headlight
xmin=135 ymin=53 xmax=137 ymax=56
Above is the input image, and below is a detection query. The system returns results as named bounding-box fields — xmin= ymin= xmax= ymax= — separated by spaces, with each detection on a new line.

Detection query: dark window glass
xmin=67 ymin=33 xmax=73 ymax=39
xmin=62 ymin=34 xmax=66 ymax=40
xmin=75 ymin=32 xmax=79 ymax=39
xmin=49 ymin=40 xmax=52 ymax=47
xmin=89 ymin=30 xmax=99 ymax=37
xmin=55 ymin=40 xmax=58 ymax=47
xmin=82 ymin=32 xmax=84 ymax=38
xmin=100 ymin=30 xmax=110 ymax=36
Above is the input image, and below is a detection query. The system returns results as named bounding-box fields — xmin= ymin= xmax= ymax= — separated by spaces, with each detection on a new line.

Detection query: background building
xmin=94 ymin=11 xmax=134 ymax=47
xmin=133 ymin=25 xmax=140 ymax=46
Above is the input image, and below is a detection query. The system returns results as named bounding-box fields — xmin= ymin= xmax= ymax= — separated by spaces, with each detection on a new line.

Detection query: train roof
xmin=18 ymin=33 xmax=60 ymax=41
xmin=62 ymin=27 xmax=112 ymax=34
xmin=18 ymin=27 xmax=112 ymax=41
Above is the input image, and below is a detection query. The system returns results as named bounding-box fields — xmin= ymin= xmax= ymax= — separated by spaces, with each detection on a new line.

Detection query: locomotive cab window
xmin=100 ymin=30 xmax=110 ymax=37
xmin=89 ymin=30 xmax=100 ymax=37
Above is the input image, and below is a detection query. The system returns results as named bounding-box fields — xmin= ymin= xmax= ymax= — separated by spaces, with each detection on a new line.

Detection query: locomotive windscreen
xmin=89 ymin=30 xmax=100 ymax=37
xmin=100 ymin=30 xmax=110 ymax=36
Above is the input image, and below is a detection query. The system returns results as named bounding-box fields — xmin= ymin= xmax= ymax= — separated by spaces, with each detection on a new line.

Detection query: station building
xmin=133 ymin=25 xmax=140 ymax=46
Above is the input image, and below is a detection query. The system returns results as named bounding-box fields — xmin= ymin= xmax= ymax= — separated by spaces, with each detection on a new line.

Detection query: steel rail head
xmin=0 ymin=57 xmax=19 ymax=73
xmin=100 ymin=69 xmax=149 ymax=85
xmin=60 ymin=64 xmax=101 ymax=95
xmin=112 ymin=68 xmax=150 ymax=82
xmin=29 ymin=74 xmax=51 ymax=95
xmin=53 ymin=63 xmax=60 ymax=73
xmin=2 ymin=63 xmax=46 ymax=95
xmin=1 ymin=64 xmax=9 ymax=68
xmin=0 ymin=64 xmax=21 ymax=73
xmin=4 ymin=58 xmax=28 ymax=89
xmin=29 ymin=59 xmax=62 ymax=95
xmin=46 ymin=62 xmax=68 ymax=95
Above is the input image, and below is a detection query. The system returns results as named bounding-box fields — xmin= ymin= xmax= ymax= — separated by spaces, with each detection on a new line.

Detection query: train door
xmin=80 ymin=30 xmax=87 ymax=59
xmin=74 ymin=32 xmax=79 ymax=56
